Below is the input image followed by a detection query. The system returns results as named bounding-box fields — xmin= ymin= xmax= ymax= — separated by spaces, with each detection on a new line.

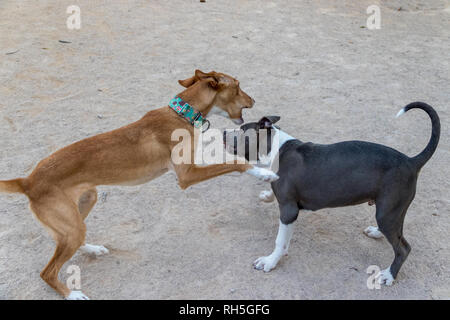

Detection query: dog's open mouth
xmin=232 ymin=117 xmax=244 ymax=125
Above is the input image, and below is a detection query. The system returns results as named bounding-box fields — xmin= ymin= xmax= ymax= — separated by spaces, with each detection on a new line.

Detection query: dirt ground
xmin=0 ymin=0 xmax=449 ymax=300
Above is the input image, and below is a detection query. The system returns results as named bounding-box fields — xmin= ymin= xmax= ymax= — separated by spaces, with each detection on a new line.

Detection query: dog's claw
xmin=259 ymin=190 xmax=275 ymax=202
xmin=247 ymin=167 xmax=279 ymax=183
xmin=264 ymin=172 xmax=279 ymax=182
xmin=364 ymin=226 xmax=384 ymax=239
xmin=376 ymin=267 xmax=395 ymax=286
xmin=80 ymin=244 xmax=109 ymax=256
xmin=253 ymin=255 xmax=277 ymax=272
xmin=96 ymin=245 xmax=109 ymax=255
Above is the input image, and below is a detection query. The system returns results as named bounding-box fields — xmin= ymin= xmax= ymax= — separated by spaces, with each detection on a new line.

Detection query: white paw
xmin=376 ymin=267 xmax=395 ymax=286
xmin=253 ymin=255 xmax=278 ymax=272
xmin=80 ymin=244 xmax=109 ymax=256
xmin=259 ymin=190 xmax=275 ymax=202
xmin=364 ymin=226 xmax=384 ymax=239
xmin=66 ymin=290 xmax=90 ymax=300
xmin=247 ymin=167 xmax=279 ymax=182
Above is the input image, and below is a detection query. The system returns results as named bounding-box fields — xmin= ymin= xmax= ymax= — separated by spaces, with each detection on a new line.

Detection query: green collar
xmin=169 ymin=96 xmax=210 ymax=132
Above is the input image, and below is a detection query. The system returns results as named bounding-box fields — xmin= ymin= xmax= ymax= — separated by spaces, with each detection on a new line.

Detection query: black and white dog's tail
xmin=396 ymin=101 xmax=440 ymax=170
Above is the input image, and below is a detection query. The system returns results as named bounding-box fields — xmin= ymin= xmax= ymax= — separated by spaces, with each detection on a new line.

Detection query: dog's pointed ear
xmin=178 ymin=69 xmax=213 ymax=88
xmin=195 ymin=69 xmax=211 ymax=79
xmin=178 ymin=75 xmax=197 ymax=88
xmin=180 ymin=70 xmax=228 ymax=89
xmin=195 ymin=69 xmax=224 ymax=89
xmin=259 ymin=116 xmax=281 ymax=128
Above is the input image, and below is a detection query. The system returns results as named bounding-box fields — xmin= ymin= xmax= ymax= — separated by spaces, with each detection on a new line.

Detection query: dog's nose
xmin=244 ymin=98 xmax=255 ymax=109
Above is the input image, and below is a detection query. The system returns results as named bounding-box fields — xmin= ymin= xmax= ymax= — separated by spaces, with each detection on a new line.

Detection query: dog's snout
xmin=246 ymin=98 xmax=255 ymax=108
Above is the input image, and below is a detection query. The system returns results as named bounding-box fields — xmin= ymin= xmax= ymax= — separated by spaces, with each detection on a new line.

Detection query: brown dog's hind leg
xmin=29 ymin=190 xmax=88 ymax=299
xmin=78 ymin=188 xmax=98 ymax=220
xmin=77 ymin=188 xmax=109 ymax=257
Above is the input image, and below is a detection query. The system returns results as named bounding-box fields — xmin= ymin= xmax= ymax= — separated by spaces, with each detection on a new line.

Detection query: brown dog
xmin=0 ymin=70 xmax=278 ymax=299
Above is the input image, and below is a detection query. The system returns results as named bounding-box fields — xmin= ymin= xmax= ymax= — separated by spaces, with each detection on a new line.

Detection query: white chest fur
xmin=258 ymin=127 xmax=295 ymax=172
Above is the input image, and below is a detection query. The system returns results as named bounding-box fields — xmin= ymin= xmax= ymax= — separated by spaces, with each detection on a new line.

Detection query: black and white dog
xmin=224 ymin=102 xmax=440 ymax=285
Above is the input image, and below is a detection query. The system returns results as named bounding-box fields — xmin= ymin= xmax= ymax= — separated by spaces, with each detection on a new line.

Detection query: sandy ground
xmin=0 ymin=0 xmax=449 ymax=300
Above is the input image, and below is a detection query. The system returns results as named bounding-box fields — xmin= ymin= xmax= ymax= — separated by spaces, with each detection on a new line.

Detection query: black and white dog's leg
xmin=254 ymin=202 xmax=298 ymax=272
xmin=253 ymin=221 xmax=295 ymax=272
xmin=259 ymin=189 xmax=275 ymax=202
xmin=363 ymin=226 xmax=384 ymax=239
xmin=246 ymin=167 xmax=279 ymax=182
xmin=282 ymin=222 xmax=295 ymax=255
xmin=374 ymin=196 xmax=412 ymax=286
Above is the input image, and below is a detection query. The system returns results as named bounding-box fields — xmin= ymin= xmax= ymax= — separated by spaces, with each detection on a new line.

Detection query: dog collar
xmin=169 ymin=96 xmax=210 ymax=132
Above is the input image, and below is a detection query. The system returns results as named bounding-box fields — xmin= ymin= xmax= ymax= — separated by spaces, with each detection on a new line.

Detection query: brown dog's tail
xmin=0 ymin=179 xmax=25 ymax=194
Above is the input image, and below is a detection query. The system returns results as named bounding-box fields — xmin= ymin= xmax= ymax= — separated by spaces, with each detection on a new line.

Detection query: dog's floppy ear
xmin=259 ymin=116 xmax=281 ymax=128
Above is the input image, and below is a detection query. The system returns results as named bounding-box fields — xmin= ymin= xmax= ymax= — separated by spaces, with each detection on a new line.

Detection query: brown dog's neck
xmin=176 ymin=81 xmax=216 ymax=116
